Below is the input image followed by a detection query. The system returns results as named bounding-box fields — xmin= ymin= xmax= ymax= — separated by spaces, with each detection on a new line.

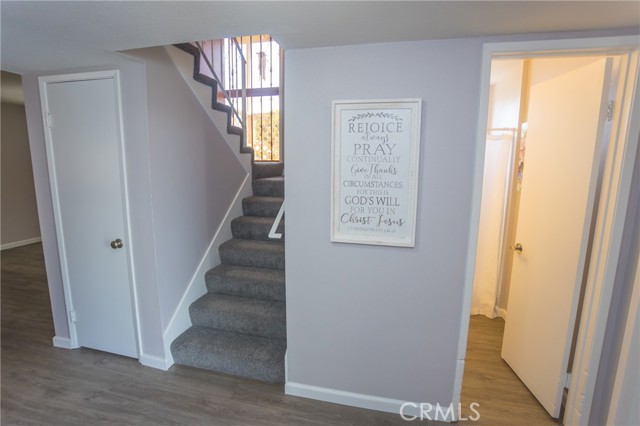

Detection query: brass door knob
xmin=110 ymin=239 xmax=124 ymax=249
xmin=511 ymin=243 xmax=523 ymax=254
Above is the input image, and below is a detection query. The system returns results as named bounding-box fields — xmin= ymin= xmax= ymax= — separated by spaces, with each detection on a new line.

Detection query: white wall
xmin=1 ymin=101 xmax=41 ymax=247
xmin=488 ymin=60 xmax=523 ymax=129
xmin=285 ymin=38 xmax=483 ymax=405
xmin=471 ymin=133 xmax=512 ymax=318
xmin=472 ymin=59 xmax=523 ymax=317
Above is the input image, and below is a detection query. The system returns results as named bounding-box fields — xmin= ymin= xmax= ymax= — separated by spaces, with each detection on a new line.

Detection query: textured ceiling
xmin=1 ymin=1 xmax=639 ymax=74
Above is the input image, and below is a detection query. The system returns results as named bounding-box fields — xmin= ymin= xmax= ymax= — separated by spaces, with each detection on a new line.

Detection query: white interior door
xmin=501 ymin=57 xmax=611 ymax=417
xmin=40 ymin=72 xmax=138 ymax=358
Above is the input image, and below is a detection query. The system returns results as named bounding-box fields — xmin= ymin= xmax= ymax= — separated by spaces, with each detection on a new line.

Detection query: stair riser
xmin=242 ymin=197 xmax=283 ymax=218
xmin=253 ymin=180 xmax=284 ymax=197
xmin=190 ymin=298 xmax=286 ymax=340
xmin=219 ymin=244 xmax=284 ymax=270
xmin=174 ymin=352 xmax=285 ymax=383
xmin=206 ymin=279 xmax=285 ymax=302
xmin=190 ymin=309 xmax=286 ymax=340
xmin=206 ymin=265 xmax=285 ymax=302
xmin=253 ymin=162 xmax=284 ymax=180
xmin=171 ymin=327 xmax=286 ymax=383
xmin=231 ymin=219 xmax=284 ymax=241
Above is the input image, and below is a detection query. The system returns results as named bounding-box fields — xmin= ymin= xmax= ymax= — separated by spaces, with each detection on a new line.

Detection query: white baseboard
xmin=451 ymin=358 xmax=465 ymax=408
xmin=1 ymin=237 xmax=42 ymax=251
xmin=139 ymin=353 xmax=172 ymax=371
xmin=285 ymin=382 xmax=463 ymax=421
xmin=52 ymin=335 xmax=72 ymax=348
xmin=495 ymin=307 xmax=507 ymax=319
xmin=284 ymin=382 xmax=421 ymax=418
xmin=161 ymin=175 xmax=252 ymax=367
xmin=284 ymin=351 xmax=288 ymax=383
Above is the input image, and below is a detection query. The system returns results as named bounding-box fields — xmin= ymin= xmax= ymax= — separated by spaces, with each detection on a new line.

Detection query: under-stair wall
xmin=165 ymin=45 xmax=252 ymax=173
xmin=124 ymin=46 xmax=250 ymax=367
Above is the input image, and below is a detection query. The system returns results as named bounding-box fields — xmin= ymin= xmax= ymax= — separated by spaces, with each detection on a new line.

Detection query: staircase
xmin=169 ymin=43 xmax=286 ymax=383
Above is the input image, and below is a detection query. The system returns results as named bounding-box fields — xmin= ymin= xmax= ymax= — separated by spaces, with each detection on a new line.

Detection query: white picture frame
xmin=331 ymin=98 xmax=422 ymax=247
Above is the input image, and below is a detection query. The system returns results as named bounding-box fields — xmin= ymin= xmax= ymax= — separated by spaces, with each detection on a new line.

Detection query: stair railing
xmin=195 ymin=39 xmax=283 ymax=240
xmin=194 ymin=40 xmax=247 ymax=137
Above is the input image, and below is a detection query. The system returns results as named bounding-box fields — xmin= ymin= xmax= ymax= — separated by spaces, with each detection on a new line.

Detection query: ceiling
xmin=1 ymin=1 xmax=639 ymax=74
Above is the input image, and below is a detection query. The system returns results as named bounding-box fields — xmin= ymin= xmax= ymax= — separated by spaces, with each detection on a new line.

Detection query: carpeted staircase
xmin=169 ymin=43 xmax=286 ymax=383
xmin=171 ymin=163 xmax=285 ymax=383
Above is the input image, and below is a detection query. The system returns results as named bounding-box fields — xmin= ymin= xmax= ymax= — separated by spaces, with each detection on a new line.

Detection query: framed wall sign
xmin=331 ymin=98 xmax=422 ymax=247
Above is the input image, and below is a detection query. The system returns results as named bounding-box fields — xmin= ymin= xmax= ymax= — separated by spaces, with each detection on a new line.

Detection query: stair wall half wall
xmin=123 ymin=46 xmax=250 ymax=366
xmin=164 ymin=45 xmax=252 ymax=174
xmin=162 ymin=175 xmax=252 ymax=367
xmin=171 ymin=164 xmax=286 ymax=382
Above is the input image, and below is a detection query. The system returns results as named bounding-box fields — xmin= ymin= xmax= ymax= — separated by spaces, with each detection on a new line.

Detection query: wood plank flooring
xmin=2 ymin=243 xmax=557 ymax=425
xmin=460 ymin=315 xmax=560 ymax=425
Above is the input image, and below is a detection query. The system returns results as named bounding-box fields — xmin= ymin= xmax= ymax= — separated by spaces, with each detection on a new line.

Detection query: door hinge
xmin=69 ymin=310 xmax=77 ymax=323
xmin=564 ymin=372 xmax=572 ymax=389
xmin=606 ymin=100 xmax=614 ymax=122
xmin=46 ymin=112 xmax=54 ymax=128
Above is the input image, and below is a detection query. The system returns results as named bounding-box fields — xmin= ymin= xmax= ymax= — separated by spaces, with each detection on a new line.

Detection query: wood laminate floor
xmin=460 ymin=315 xmax=559 ymax=426
xmin=2 ymin=243 xmax=556 ymax=425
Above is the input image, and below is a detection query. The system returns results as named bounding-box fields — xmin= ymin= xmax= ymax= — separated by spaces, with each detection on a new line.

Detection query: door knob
xmin=110 ymin=239 xmax=124 ymax=249
xmin=511 ymin=243 xmax=523 ymax=254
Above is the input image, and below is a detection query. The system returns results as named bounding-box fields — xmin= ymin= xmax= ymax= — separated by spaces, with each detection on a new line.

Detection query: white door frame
xmin=454 ymin=36 xmax=640 ymax=425
xmin=38 ymin=70 xmax=141 ymax=355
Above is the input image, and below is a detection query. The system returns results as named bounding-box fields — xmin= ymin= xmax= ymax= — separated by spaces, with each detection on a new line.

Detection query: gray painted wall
xmin=127 ymin=46 xmax=246 ymax=328
xmin=284 ymin=29 xmax=639 ymax=411
xmin=1 ymin=102 xmax=40 ymax=246
xmin=21 ymin=45 xmax=246 ymax=360
xmin=285 ymin=37 xmax=483 ymax=403
xmin=22 ymin=55 xmax=166 ymax=358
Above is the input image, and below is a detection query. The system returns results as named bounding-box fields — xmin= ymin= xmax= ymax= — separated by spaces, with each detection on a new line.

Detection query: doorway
xmin=456 ymin=36 xmax=640 ymax=425
xmin=39 ymin=71 xmax=139 ymax=358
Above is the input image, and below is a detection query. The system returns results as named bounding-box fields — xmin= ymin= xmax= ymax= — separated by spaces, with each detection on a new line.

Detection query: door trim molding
xmin=606 ymin=248 xmax=640 ymax=425
xmin=38 ymin=70 xmax=141 ymax=356
xmin=455 ymin=35 xmax=640 ymax=425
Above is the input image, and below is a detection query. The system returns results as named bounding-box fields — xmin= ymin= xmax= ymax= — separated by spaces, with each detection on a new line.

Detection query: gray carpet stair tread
xmin=171 ymin=326 xmax=286 ymax=383
xmin=242 ymin=196 xmax=284 ymax=217
xmin=231 ymin=216 xmax=284 ymax=241
xmin=253 ymin=176 xmax=284 ymax=197
xmin=219 ymin=239 xmax=284 ymax=270
xmin=190 ymin=293 xmax=286 ymax=339
xmin=206 ymin=264 xmax=285 ymax=302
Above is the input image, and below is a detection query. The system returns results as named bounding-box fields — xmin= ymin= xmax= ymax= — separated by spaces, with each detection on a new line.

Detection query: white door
xmin=40 ymin=72 xmax=138 ymax=358
xmin=501 ymin=57 xmax=611 ymax=417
